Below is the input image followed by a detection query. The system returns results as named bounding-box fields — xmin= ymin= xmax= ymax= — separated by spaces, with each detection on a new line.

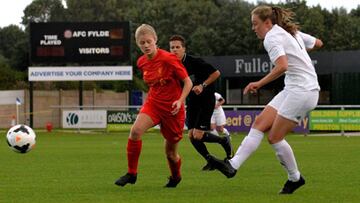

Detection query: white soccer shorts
xmin=268 ymin=89 xmax=319 ymax=123
xmin=211 ymin=108 xmax=227 ymax=126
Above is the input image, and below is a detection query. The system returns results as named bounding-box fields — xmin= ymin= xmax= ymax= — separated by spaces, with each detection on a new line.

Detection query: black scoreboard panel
xmin=30 ymin=22 xmax=130 ymax=63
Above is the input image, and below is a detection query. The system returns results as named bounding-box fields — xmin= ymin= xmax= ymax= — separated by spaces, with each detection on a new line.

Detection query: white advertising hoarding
xmin=29 ymin=66 xmax=132 ymax=81
xmin=62 ymin=110 xmax=107 ymax=128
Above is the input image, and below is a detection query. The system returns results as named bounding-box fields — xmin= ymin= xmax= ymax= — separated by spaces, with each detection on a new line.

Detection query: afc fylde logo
xmin=63 ymin=29 xmax=123 ymax=39
xmin=64 ymin=30 xmax=110 ymax=38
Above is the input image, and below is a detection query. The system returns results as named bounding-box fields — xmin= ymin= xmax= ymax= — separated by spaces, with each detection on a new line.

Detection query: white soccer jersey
xmin=213 ymin=92 xmax=224 ymax=114
xmin=264 ymin=24 xmax=320 ymax=91
xmin=211 ymin=92 xmax=227 ymax=126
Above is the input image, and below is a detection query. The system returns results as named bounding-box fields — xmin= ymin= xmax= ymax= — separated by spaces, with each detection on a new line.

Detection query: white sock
xmin=272 ymin=140 xmax=300 ymax=182
xmin=211 ymin=129 xmax=219 ymax=136
xmin=229 ymin=128 xmax=264 ymax=169
xmin=222 ymin=128 xmax=230 ymax=136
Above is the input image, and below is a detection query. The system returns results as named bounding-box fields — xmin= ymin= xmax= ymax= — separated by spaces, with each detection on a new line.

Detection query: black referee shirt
xmin=182 ymin=54 xmax=218 ymax=102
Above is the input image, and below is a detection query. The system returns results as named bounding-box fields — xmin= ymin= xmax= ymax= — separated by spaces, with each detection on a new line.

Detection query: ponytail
xmin=252 ymin=5 xmax=299 ymax=36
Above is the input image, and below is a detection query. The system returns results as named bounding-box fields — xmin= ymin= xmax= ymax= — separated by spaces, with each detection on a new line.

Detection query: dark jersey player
xmin=169 ymin=35 xmax=233 ymax=171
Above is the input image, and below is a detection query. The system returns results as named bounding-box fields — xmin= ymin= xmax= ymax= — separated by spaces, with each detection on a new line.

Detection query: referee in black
xmin=169 ymin=35 xmax=233 ymax=170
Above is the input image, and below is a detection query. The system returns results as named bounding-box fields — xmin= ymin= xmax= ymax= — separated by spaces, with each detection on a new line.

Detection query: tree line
xmin=1 ymin=0 xmax=359 ymax=91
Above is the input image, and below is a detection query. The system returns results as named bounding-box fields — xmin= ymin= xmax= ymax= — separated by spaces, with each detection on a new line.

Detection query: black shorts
xmin=186 ymin=94 xmax=215 ymax=131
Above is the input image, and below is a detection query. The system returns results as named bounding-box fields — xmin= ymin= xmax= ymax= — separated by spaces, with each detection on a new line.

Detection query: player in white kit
xmin=208 ymin=5 xmax=323 ymax=194
xmin=210 ymin=92 xmax=230 ymax=137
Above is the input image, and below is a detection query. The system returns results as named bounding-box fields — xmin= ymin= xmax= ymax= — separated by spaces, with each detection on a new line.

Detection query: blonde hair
xmin=251 ymin=5 xmax=299 ymax=36
xmin=135 ymin=24 xmax=158 ymax=43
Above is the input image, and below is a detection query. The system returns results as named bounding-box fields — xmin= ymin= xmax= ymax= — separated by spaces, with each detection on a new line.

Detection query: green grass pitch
xmin=1 ymin=129 xmax=360 ymax=203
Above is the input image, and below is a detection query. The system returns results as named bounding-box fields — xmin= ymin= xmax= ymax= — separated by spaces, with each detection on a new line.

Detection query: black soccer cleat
xmin=279 ymin=175 xmax=305 ymax=194
xmin=115 ymin=173 xmax=137 ymax=187
xmin=207 ymin=155 xmax=237 ymax=178
xmin=165 ymin=176 xmax=181 ymax=188
xmin=202 ymin=161 xmax=215 ymax=171
xmin=220 ymin=135 xmax=234 ymax=159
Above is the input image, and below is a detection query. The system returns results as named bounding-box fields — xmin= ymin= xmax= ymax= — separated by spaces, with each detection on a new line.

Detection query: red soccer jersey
xmin=137 ymin=49 xmax=188 ymax=110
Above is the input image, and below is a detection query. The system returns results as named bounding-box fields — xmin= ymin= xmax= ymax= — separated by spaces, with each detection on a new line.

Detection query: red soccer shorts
xmin=140 ymin=100 xmax=185 ymax=143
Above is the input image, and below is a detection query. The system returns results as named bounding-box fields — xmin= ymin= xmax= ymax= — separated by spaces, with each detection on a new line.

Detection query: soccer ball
xmin=6 ymin=124 xmax=36 ymax=153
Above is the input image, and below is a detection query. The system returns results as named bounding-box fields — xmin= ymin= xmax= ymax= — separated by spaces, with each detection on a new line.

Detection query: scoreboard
xmin=30 ymin=22 xmax=130 ymax=63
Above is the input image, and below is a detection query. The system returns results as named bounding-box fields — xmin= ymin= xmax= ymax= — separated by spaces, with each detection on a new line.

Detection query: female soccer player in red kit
xmin=115 ymin=24 xmax=193 ymax=188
